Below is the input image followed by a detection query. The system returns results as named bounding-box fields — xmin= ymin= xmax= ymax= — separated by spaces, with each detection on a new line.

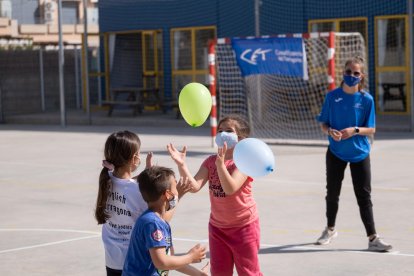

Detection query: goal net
xmin=211 ymin=32 xmax=366 ymax=143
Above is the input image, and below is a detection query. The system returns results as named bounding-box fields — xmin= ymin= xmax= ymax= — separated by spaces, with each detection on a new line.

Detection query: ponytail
xmin=95 ymin=130 xmax=140 ymax=224
xmin=95 ymin=168 xmax=111 ymax=224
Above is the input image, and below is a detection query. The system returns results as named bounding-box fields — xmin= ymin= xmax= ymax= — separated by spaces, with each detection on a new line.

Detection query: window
xmin=309 ymin=21 xmax=335 ymax=33
xmin=340 ymin=20 xmax=367 ymax=42
xmin=172 ymin=30 xmax=192 ymax=71
xmin=143 ymin=30 xmax=163 ymax=90
xmin=104 ymin=30 xmax=163 ymax=101
xmin=309 ymin=18 xmax=368 ymax=46
xmin=308 ymin=18 xmax=368 ymax=87
xmin=375 ymin=16 xmax=408 ymax=114
xmin=62 ymin=2 xmax=79 ymax=25
xmin=171 ymin=26 xmax=216 ymax=98
xmin=11 ymin=0 xmax=39 ymax=24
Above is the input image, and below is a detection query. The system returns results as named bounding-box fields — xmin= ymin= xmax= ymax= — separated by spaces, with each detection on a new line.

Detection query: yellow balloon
xmin=179 ymin=83 xmax=212 ymax=127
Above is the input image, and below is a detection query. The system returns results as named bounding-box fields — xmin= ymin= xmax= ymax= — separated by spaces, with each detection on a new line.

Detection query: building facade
xmin=0 ymin=0 xmax=99 ymax=46
xmin=98 ymin=0 xmax=413 ymax=126
xmin=0 ymin=0 xmax=100 ymax=116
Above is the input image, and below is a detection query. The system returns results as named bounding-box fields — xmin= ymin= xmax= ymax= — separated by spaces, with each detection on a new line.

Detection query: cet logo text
xmin=240 ymin=48 xmax=272 ymax=65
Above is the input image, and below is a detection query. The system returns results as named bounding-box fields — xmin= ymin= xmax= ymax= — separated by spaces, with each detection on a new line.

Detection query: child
xmin=95 ymin=130 xmax=152 ymax=276
xmin=167 ymin=115 xmax=262 ymax=276
xmin=122 ymin=166 xmax=209 ymax=276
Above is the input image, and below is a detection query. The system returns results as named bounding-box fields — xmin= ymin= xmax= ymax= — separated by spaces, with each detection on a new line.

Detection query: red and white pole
xmin=208 ymin=40 xmax=217 ymax=147
xmin=327 ymin=32 xmax=336 ymax=91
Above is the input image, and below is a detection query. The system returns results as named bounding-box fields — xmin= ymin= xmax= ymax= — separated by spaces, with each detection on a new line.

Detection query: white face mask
xmin=131 ymin=155 xmax=141 ymax=175
xmin=215 ymin=132 xmax=238 ymax=148
xmin=167 ymin=192 xmax=178 ymax=211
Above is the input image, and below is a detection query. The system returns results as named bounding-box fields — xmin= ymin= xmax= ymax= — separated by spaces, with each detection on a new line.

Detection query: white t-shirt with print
xmin=102 ymin=171 xmax=148 ymax=270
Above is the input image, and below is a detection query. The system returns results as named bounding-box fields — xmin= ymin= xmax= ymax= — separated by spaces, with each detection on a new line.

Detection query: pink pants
xmin=209 ymin=219 xmax=262 ymax=276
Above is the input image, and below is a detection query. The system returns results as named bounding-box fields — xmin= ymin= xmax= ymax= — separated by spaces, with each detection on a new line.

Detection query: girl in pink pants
xmin=168 ymin=115 xmax=262 ymax=275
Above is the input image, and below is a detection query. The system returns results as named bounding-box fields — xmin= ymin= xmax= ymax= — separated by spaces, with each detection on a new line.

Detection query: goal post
xmin=209 ymin=32 xmax=366 ymax=144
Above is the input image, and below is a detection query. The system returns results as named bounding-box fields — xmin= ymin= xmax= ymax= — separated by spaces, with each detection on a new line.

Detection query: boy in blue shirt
xmin=123 ymin=166 xmax=209 ymax=275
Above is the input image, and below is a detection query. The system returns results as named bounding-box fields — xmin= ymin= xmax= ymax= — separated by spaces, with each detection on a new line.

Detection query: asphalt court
xmin=0 ymin=125 xmax=413 ymax=275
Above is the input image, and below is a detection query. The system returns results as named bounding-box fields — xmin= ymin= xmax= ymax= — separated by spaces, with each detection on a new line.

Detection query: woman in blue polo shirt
xmin=316 ymin=56 xmax=392 ymax=252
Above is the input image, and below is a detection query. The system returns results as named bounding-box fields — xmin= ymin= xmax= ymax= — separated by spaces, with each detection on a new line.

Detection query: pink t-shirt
xmin=202 ymin=155 xmax=258 ymax=228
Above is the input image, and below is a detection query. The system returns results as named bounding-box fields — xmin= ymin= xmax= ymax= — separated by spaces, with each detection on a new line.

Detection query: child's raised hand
xmin=177 ymin=176 xmax=192 ymax=199
xmin=187 ymin=244 xmax=206 ymax=264
xmin=215 ymin=141 xmax=227 ymax=167
xmin=167 ymin=143 xmax=187 ymax=166
xmin=145 ymin=152 xmax=153 ymax=169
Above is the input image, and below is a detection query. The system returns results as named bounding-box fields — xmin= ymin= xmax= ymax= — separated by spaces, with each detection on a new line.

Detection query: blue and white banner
xmin=231 ymin=37 xmax=308 ymax=80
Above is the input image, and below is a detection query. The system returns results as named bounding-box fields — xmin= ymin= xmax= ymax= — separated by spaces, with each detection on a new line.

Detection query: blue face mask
xmin=215 ymin=132 xmax=238 ymax=148
xmin=343 ymin=75 xmax=361 ymax=87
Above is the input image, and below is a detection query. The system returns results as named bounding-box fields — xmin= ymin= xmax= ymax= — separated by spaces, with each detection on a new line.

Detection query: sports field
xmin=0 ymin=124 xmax=413 ymax=275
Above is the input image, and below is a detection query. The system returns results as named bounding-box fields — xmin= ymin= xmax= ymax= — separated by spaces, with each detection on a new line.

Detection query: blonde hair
xmin=340 ymin=56 xmax=366 ymax=91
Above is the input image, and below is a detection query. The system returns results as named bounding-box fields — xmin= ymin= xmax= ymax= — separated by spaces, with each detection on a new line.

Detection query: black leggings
xmin=325 ymin=148 xmax=376 ymax=236
xmin=106 ymin=267 xmax=122 ymax=276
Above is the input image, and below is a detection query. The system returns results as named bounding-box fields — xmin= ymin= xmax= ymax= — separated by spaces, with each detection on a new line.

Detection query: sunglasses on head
xmin=345 ymin=69 xmax=361 ymax=77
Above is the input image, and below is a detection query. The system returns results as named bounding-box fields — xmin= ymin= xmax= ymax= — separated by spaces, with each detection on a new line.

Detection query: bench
xmin=102 ymin=87 xmax=161 ymax=116
xmin=381 ymin=83 xmax=406 ymax=111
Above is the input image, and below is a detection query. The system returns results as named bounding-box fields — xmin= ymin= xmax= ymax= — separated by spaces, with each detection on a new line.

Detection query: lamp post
xmin=409 ymin=0 xmax=414 ymax=131
xmin=82 ymin=0 xmax=91 ymax=124
xmin=57 ymin=0 xmax=66 ymax=127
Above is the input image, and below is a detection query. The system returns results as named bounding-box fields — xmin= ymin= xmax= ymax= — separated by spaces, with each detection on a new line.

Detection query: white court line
xmin=0 ymin=228 xmax=101 ymax=254
xmin=174 ymin=238 xmax=414 ymax=258
xmin=0 ymin=235 xmax=100 ymax=254
xmin=174 ymin=237 xmax=209 ymax=243
xmin=0 ymin=228 xmax=100 ymax=235
xmin=2 ymin=229 xmax=414 ymax=258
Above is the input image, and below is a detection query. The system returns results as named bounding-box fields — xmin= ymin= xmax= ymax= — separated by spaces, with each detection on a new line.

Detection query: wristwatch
xmin=354 ymin=126 xmax=360 ymax=135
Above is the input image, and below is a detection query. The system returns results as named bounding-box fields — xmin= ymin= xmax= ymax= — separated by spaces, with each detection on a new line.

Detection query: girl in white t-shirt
xmin=95 ymin=130 xmax=151 ymax=276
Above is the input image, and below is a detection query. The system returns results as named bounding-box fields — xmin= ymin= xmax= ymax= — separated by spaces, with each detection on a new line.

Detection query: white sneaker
xmin=368 ymin=236 xmax=392 ymax=252
xmin=316 ymin=227 xmax=338 ymax=245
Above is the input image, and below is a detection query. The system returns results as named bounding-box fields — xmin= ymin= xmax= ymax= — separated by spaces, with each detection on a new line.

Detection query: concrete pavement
xmin=0 ymin=124 xmax=413 ymax=275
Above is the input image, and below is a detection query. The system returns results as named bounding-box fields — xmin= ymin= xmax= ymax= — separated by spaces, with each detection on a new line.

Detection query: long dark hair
xmin=95 ymin=130 xmax=141 ymax=224
xmin=340 ymin=55 xmax=366 ymax=91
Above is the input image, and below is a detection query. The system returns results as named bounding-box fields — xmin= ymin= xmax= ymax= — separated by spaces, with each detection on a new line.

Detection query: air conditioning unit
xmin=87 ymin=7 xmax=98 ymax=24
xmin=0 ymin=0 xmax=12 ymax=18
xmin=43 ymin=0 xmax=56 ymax=24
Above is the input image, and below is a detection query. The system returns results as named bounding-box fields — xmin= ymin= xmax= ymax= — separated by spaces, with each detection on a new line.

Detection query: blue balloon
xmin=233 ymin=138 xmax=275 ymax=177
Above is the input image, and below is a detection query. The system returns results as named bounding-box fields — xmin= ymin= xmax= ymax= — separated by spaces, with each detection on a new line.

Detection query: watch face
xmin=355 ymin=127 xmax=359 ymax=133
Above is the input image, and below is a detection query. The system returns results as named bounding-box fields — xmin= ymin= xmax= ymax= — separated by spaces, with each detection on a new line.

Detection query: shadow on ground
xmin=258 ymin=242 xmax=392 ymax=254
